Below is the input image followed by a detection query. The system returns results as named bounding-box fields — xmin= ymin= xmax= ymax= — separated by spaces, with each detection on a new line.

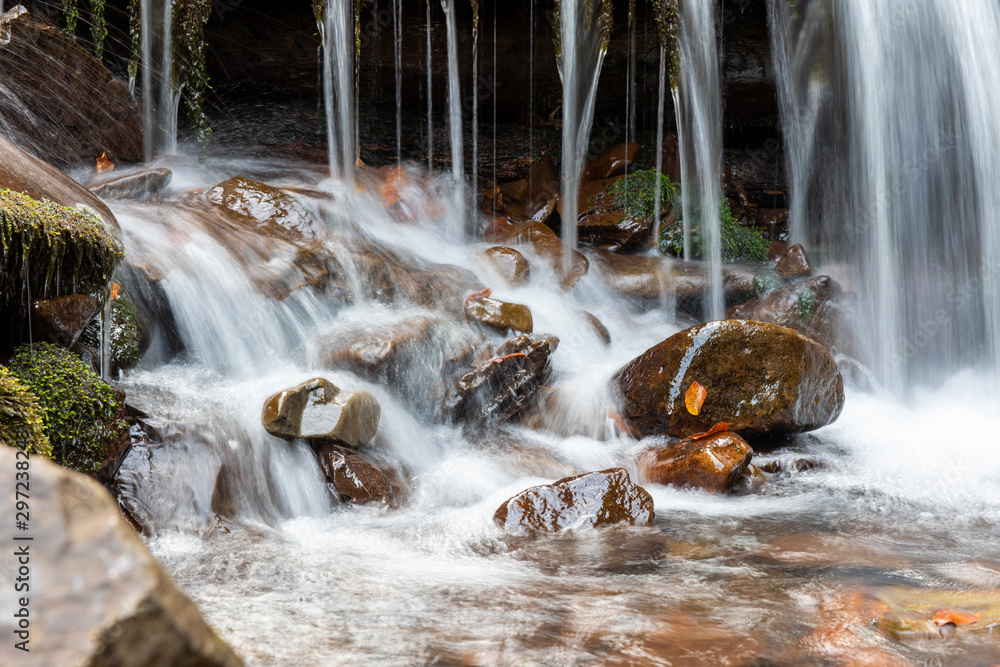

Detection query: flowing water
xmin=768 ymin=0 xmax=1000 ymax=393
xmin=674 ymin=0 xmax=723 ymax=320
xmin=556 ymin=0 xmax=610 ymax=276
xmin=440 ymin=0 xmax=466 ymax=237
xmin=319 ymin=0 xmax=356 ymax=184
xmin=141 ymin=0 xmax=178 ymax=160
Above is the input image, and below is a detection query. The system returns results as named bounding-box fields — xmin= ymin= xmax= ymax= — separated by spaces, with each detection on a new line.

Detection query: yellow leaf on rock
xmin=685 ymin=381 xmax=707 ymax=415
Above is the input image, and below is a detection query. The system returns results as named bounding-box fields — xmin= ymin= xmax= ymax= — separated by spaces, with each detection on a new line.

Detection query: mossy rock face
xmin=79 ymin=294 xmax=148 ymax=373
xmin=1 ymin=189 xmax=123 ymax=310
xmin=7 ymin=342 xmax=125 ymax=473
xmin=0 ymin=366 xmax=53 ymax=458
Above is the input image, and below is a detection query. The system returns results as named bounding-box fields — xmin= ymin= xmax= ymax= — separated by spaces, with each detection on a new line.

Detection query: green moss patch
xmin=1 ymin=189 xmax=123 ymax=309
xmin=7 ymin=342 xmax=125 ymax=473
xmin=599 ymin=169 xmax=679 ymax=220
xmin=0 ymin=367 xmax=53 ymax=458
xmin=659 ymin=197 xmax=770 ymax=264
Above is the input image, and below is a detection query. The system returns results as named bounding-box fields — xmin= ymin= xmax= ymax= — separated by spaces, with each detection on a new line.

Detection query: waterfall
xmin=440 ymin=0 xmax=466 ymax=237
xmin=319 ymin=0 xmax=356 ymax=185
xmin=141 ymin=0 xmax=178 ymax=160
xmin=556 ymin=0 xmax=610 ymax=277
xmin=768 ymin=0 xmax=1000 ymax=391
xmin=674 ymin=0 xmax=723 ymax=320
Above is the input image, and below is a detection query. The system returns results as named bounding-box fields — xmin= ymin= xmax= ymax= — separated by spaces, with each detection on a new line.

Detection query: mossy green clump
xmin=0 ymin=367 xmax=53 ymax=459
xmin=80 ymin=295 xmax=146 ymax=371
xmin=8 ymin=343 xmax=125 ymax=473
xmin=753 ymin=273 xmax=782 ymax=299
xmin=600 ymin=169 xmax=679 ymax=220
xmin=659 ymin=197 xmax=771 ymax=264
xmin=0 ymin=189 xmax=123 ymax=310
xmin=652 ymin=0 xmax=681 ymax=86
xmin=798 ymin=289 xmax=817 ymax=320
xmin=174 ymin=0 xmax=214 ymax=159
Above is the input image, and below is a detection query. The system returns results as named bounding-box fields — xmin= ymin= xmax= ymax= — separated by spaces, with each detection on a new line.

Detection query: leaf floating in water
xmin=465 ymin=288 xmax=492 ymax=304
xmin=685 ymin=381 xmax=707 ymax=415
xmin=687 ymin=422 xmax=731 ymax=441
xmin=932 ymin=608 xmax=981 ymax=627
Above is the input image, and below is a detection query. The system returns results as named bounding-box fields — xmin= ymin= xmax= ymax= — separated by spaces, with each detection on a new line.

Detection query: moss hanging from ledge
xmin=62 ymin=0 xmax=79 ymax=37
xmin=8 ymin=343 xmax=124 ymax=473
xmin=90 ymin=0 xmax=107 ymax=60
xmin=127 ymin=0 xmax=141 ymax=93
xmin=0 ymin=189 xmax=123 ymax=310
xmin=0 ymin=367 xmax=53 ymax=459
xmin=552 ymin=0 xmax=613 ymax=62
xmin=174 ymin=0 xmax=214 ymax=159
xmin=652 ymin=0 xmax=680 ymax=88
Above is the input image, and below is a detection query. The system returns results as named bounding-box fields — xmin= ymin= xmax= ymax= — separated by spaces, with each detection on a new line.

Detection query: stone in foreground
xmin=638 ymin=430 xmax=754 ymax=493
xmin=0 ymin=446 xmax=243 ymax=666
xmin=615 ymin=320 xmax=845 ymax=438
xmin=494 ymin=468 xmax=654 ymax=533
xmin=262 ymin=377 xmax=380 ymax=448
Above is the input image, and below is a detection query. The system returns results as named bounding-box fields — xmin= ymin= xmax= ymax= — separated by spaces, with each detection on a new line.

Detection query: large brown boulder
xmin=206 ymin=176 xmax=318 ymax=240
xmin=0 ymin=446 xmax=243 ymax=666
xmin=614 ymin=320 xmax=845 ymax=438
xmin=0 ymin=134 xmax=118 ymax=230
xmin=495 ymin=220 xmax=589 ymax=290
xmin=638 ymin=430 xmax=754 ymax=493
xmin=0 ymin=7 xmax=142 ymax=167
xmin=494 ymin=468 xmax=654 ymax=533
xmin=726 ymin=275 xmax=845 ymax=351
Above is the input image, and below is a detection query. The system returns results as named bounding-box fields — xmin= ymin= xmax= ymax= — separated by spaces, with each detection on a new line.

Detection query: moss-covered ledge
xmin=1 ymin=188 xmax=123 ymax=310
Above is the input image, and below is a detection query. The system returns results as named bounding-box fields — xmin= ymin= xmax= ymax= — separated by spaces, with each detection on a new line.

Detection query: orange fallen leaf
xmin=932 ymin=609 xmax=981 ymax=627
xmin=465 ymin=288 xmax=492 ymax=304
xmin=685 ymin=381 xmax=707 ymax=416
xmin=96 ymin=151 xmax=114 ymax=173
xmin=687 ymin=422 xmax=731 ymax=441
xmin=110 ymin=282 xmax=120 ymax=300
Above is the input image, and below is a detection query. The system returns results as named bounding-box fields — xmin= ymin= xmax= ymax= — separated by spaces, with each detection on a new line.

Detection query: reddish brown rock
xmin=442 ymin=335 xmax=555 ymax=424
xmin=583 ymin=142 xmax=640 ymax=181
xmin=774 ymin=243 xmax=813 ymax=278
xmin=577 ymin=210 xmax=651 ymax=250
xmin=494 ymin=468 xmax=654 ymax=533
xmin=315 ymin=443 xmax=405 ymax=507
xmin=638 ymin=431 xmax=754 ymax=493
xmin=581 ymin=310 xmax=612 ymax=345
xmin=0 ymin=8 xmax=143 ymax=167
xmin=465 ymin=294 xmax=533 ymax=334
xmin=313 ymin=316 xmax=440 ymax=385
xmin=479 ymin=246 xmax=530 ymax=286
xmin=207 ymin=176 xmax=317 ymax=240
xmin=614 ymin=320 xmax=845 ymax=438
xmin=29 ymin=294 xmax=102 ymax=347
xmin=726 ymin=275 xmax=844 ymax=351
xmin=496 ymin=220 xmax=589 ymax=290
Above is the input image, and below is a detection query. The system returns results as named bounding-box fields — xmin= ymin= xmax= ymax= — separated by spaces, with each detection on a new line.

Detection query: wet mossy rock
xmin=0 ymin=366 xmax=53 ymax=458
xmin=614 ymin=320 xmax=845 ymax=439
xmin=0 ymin=188 xmax=123 ymax=309
xmin=7 ymin=342 xmax=126 ymax=473
xmin=494 ymin=468 xmax=655 ymax=534
xmin=262 ymin=377 xmax=381 ymax=448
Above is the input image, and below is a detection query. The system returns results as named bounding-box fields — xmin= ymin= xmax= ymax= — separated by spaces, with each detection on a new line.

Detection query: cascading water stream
xmin=555 ymin=0 xmax=611 ymax=276
xmin=768 ymin=0 xmax=1000 ymax=392
xmin=440 ymin=0 xmax=466 ymax=237
xmin=470 ymin=1 xmax=480 ymax=199
xmin=141 ymin=0 xmax=178 ymax=160
xmin=674 ymin=0 xmax=723 ymax=320
xmin=319 ymin=0 xmax=356 ymax=185
xmin=426 ymin=0 xmax=433 ymax=169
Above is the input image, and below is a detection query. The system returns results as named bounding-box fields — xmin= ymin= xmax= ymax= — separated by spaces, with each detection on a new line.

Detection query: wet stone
xmin=465 ymin=294 xmax=534 ymax=334
xmin=726 ymin=275 xmax=844 ymax=351
xmin=207 ymin=176 xmax=317 ymax=239
xmin=774 ymin=243 xmax=813 ymax=278
xmin=494 ymin=468 xmax=655 ymax=534
xmin=480 ymin=246 xmax=530 ymax=286
xmin=88 ymin=168 xmax=172 ymax=201
xmin=315 ymin=443 xmax=406 ymax=507
xmin=262 ymin=377 xmax=380 ymax=448
xmin=29 ymin=294 xmax=102 ymax=347
xmin=442 ymin=335 xmax=555 ymax=425
xmin=614 ymin=320 xmax=845 ymax=438
xmin=638 ymin=431 xmax=754 ymax=494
